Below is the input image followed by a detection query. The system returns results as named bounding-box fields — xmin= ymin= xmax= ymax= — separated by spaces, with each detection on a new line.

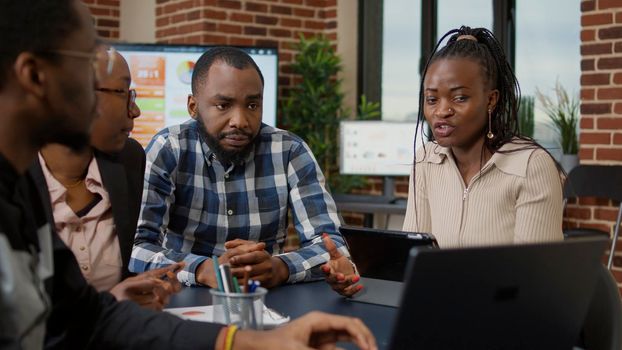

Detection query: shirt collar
xmin=38 ymin=153 xmax=106 ymax=204
xmin=423 ymin=139 xmax=535 ymax=177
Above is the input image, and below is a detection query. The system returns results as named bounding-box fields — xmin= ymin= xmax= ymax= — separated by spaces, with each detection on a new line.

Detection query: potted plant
xmin=282 ymin=35 xmax=379 ymax=193
xmin=536 ymin=81 xmax=579 ymax=173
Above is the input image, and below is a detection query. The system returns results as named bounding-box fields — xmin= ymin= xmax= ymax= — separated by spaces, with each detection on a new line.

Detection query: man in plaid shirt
xmin=130 ymin=47 xmax=361 ymax=296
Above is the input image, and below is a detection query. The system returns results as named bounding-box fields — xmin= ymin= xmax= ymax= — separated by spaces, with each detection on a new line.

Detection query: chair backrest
xmin=563 ymin=165 xmax=622 ymax=202
xmin=578 ymin=264 xmax=622 ymax=350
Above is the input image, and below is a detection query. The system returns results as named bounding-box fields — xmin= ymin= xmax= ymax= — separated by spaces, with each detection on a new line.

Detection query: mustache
xmin=218 ymin=130 xmax=253 ymax=139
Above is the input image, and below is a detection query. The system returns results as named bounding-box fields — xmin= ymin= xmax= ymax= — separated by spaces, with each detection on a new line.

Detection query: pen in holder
xmin=209 ymin=287 xmax=268 ymax=330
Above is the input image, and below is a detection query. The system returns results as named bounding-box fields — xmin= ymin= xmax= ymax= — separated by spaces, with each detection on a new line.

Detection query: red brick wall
xmin=577 ymin=0 xmax=622 ymax=286
xmin=82 ymin=0 xmax=120 ymax=40
xmin=154 ymin=0 xmax=337 ymax=103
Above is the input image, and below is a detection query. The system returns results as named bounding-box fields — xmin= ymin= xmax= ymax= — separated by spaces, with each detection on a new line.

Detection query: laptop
xmin=340 ymin=226 xmax=438 ymax=307
xmin=387 ymin=237 xmax=609 ymax=350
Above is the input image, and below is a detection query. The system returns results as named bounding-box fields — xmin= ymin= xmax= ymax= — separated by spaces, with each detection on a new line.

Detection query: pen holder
xmin=209 ymin=287 xmax=268 ymax=330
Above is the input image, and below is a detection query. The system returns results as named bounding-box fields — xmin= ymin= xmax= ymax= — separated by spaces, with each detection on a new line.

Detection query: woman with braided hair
xmin=403 ymin=26 xmax=564 ymax=247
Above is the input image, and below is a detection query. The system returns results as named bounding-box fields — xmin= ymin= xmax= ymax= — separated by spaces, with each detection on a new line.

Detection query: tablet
xmin=340 ymin=226 xmax=438 ymax=306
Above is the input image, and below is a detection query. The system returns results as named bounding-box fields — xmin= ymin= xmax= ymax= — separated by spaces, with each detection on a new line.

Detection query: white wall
xmin=120 ymin=0 xmax=156 ymax=43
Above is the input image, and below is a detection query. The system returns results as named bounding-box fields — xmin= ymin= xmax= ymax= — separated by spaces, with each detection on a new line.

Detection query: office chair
xmin=577 ymin=264 xmax=622 ymax=350
xmin=562 ymin=165 xmax=622 ymax=269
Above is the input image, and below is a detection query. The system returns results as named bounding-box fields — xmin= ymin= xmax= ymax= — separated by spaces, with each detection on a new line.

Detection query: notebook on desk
xmin=387 ymin=237 xmax=608 ymax=350
xmin=340 ymin=225 xmax=438 ymax=307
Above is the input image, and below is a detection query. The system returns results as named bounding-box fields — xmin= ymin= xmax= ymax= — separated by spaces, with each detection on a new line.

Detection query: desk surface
xmin=168 ymin=281 xmax=398 ymax=350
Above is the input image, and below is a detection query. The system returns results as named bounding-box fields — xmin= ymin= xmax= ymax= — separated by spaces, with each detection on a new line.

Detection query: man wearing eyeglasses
xmin=0 ymin=1 xmax=377 ymax=349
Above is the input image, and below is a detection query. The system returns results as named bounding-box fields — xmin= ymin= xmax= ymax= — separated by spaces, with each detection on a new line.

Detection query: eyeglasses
xmin=95 ymin=87 xmax=137 ymax=110
xmin=41 ymin=46 xmax=116 ymax=81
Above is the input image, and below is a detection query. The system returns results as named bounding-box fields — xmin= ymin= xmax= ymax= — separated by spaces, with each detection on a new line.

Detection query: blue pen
xmin=246 ymin=280 xmax=260 ymax=328
xmin=212 ymin=255 xmax=224 ymax=292
xmin=248 ymin=280 xmax=260 ymax=293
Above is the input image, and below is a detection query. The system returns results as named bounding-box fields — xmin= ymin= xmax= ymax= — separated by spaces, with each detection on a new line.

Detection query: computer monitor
xmin=339 ymin=120 xmax=427 ymax=176
xmin=114 ymin=43 xmax=278 ymax=146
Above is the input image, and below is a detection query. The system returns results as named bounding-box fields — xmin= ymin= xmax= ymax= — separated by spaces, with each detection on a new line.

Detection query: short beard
xmin=196 ymin=117 xmax=256 ymax=166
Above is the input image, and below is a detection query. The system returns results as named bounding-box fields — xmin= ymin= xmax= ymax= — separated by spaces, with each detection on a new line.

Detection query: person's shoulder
xmin=415 ymin=142 xmax=446 ymax=164
xmin=147 ymin=119 xmax=200 ymax=152
xmin=110 ymin=138 xmax=145 ymax=167
xmin=155 ymin=119 xmax=200 ymax=141
xmin=121 ymin=138 xmax=145 ymax=158
xmin=494 ymin=138 xmax=556 ymax=177
xmin=256 ymin=124 xmax=306 ymax=150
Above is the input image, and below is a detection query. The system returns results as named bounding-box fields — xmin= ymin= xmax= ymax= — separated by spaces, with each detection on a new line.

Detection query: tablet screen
xmin=340 ymin=226 xmax=437 ymax=282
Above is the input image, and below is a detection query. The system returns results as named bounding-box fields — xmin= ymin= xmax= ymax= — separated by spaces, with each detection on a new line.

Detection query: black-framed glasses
xmin=95 ymin=87 xmax=137 ymax=109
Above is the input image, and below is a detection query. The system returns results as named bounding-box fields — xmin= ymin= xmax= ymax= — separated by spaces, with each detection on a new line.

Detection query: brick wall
xmin=83 ymin=0 xmax=121 ymax=40
xmin=154 ymin=0 xmax=337 ymax=104
xmin=152 ymin=0 xmax=359 ymax=234
xmin=577 ymin=0 xmax=622 ymax=286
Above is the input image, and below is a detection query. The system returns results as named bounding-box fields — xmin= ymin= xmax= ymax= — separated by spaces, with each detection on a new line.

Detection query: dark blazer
xmin=30 ymin=138 xmax=146 ymax=280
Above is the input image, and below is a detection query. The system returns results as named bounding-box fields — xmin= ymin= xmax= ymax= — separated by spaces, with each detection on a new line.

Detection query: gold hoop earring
xmin=487 ymin=109 xmax=494 ymax=139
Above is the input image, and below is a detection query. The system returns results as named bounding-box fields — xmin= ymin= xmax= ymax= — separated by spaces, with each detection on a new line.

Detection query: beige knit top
xmin=402 ymin=141 xmax=564 ymax=248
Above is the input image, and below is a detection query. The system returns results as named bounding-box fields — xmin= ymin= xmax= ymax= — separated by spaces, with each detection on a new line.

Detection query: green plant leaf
xmin=535 ymin=81 xmax=579 ymax=154
xmin=282 ymin=35 xmax=381 ymax=193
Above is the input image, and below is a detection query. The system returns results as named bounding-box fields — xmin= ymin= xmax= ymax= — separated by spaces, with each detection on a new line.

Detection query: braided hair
xmin=416 ymin=26 xmax=523 ymax=153
xmin=409 ymin=26 xmax=562 ymax=229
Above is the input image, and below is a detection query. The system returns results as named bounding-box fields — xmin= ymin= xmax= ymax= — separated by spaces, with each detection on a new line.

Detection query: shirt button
xmin=81 ymin=265 xmax=89 ymax=271
xmin=227 ymin=209 xmax=233 ymax=216
xmin=79 ymin=246 xmax=86 ymax=251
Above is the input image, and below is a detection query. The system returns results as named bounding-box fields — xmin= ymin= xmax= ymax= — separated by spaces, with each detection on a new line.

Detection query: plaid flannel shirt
xmin=129 ymin=120 xmax=348 ymax=286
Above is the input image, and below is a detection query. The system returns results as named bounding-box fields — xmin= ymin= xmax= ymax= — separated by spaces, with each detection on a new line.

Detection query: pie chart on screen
xmin=177 ymin=60 xmax=195 ymax=84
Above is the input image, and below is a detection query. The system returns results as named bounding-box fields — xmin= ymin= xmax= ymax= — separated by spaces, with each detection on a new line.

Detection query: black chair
xmin=577 ymin=264 xmax=622 ymax=350
xmin=563 ymin=165 xmax=622 ymax=269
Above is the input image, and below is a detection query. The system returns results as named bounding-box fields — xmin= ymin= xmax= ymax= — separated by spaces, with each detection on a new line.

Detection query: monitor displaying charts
xmin=339 ymin=121 xmax=427 ymax=176
xmin=114 ymin=43 xmax=278 ymax=146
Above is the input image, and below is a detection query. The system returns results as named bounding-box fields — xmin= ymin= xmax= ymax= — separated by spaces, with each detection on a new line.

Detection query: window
xmin=437 ymin=0 xmax=493 ymax=41
xmin=381 ymin=0 xmax=421 ymax=121
xmin=515 ymin=0 xmax=581 ymax=157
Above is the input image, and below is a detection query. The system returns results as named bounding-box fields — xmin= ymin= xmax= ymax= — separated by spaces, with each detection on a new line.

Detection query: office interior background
xmin=84 ymin=0 xmax=622 ymax=291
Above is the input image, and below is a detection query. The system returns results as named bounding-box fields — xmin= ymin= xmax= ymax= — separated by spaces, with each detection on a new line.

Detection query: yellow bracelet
xmin=224 ymin=325 xmax=238 ymax=350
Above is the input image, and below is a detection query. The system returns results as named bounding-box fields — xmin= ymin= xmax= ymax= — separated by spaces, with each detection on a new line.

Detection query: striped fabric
xmin=403 ymin=140 xmax=564 ymax=247
xmin=130 ymin=120 xmax=346 ymax=286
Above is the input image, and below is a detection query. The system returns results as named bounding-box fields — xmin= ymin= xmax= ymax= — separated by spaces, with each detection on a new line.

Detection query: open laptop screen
xmin=388 ymin=237 xmax=608 ymax=350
